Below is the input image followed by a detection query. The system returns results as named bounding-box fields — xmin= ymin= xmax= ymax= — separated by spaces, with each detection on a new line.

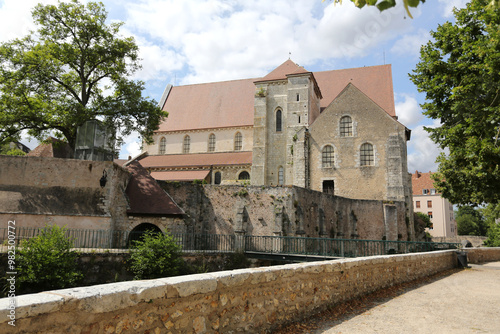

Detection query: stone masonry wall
xmin=160 ymin=183 xmax=411 ymax=241
xmin=0 ymin=250 xmax=468 ymax=333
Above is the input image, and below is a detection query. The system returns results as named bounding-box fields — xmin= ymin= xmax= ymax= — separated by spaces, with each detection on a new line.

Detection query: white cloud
xmin=0 ymin=0 xmax=58 ymax=43
xmin=121 ymin=0 xmax=415 ymax=84
xmin=437 ymin=0 xmax=468 ymax=18
xmin=119 ymin=131 xmax=142 ymax=159
xmin=395 ymin=93 xmax=425 ymax=128
xmin=407 ymin=122 xmax=443 ymax=173
xmin=391 ymin=28 xmax=430 ymax=59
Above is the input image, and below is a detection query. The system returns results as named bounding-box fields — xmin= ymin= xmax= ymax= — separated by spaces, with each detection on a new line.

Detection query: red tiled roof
xmin=411 ymin=171 xmax=439 ymax=195
xmin=257 ymin=59 xmax=302 ymax=82
xmin=125 ymin=161 xmax=184 ymax=216
xmin=138 ymin=151 xmax=252 ymax=169
xmin=158 ymin=78 xmax=256 ymax=132
xmin=156 ymin=61 xmax=396 ymax=133
xmin=151 ymin=170 xmax=210 ymax=181
xmin=314 ymin=65 xmax=395 ymax=116
xmin=26 ymin=137 xmax=73 ymax=158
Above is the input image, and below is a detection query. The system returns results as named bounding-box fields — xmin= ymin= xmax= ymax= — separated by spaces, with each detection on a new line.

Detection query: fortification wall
xmin=161 ymin=183 xmax=411 ymax=241
xmin=0 ymin=250 xmax=462 ymax=333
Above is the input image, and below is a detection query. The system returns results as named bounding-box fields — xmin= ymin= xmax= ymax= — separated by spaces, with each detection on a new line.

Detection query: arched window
xmin=234 ymin=132 xmax=242 ymax=151
xmin=340 ymin=116 xmax=353 ymax=137
xmin=214 ymin=171 xmax=221 ymax=185
xmin=276 ymin=109 xmax=282 ymax=132
xmin=208 ymin=133 xmax=216 ymax=152
xmin=278 ymin=166 xmax=284 ymax=185
xmin=360 ymin=143 xmax=374 ymax=166
xmin=322 ymin=145 xmax=334 ymax=168
xmin=238 ymin=171 xmax=250 ymax=180
xmin=159 ymin=137 xmax=166 ymax=154
xmin=183 ymin=135 xmax=190 ymax=154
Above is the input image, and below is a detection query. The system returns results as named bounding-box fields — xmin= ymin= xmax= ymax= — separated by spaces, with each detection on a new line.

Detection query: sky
xmin=0 ymin=0 xmax=469 ymax=173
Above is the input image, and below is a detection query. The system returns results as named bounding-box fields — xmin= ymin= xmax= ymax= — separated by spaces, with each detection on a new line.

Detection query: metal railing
xmin=0 ymin=227 xmax=460 ymax=258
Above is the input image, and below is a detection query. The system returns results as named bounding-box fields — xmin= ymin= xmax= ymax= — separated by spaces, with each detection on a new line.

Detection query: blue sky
xmin=0 ymin=0 xmax=469 ymax=172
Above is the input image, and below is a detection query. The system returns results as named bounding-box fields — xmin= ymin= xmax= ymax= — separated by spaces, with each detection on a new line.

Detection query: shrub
xmin=129 ymin=230 xmax=183 ymax=280
xmin=15 ymin=225 xmax=82 ymax=294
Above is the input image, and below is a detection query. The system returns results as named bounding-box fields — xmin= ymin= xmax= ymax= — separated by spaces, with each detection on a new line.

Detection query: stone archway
xmin=128 ymin=223 xmax=162 ymax=245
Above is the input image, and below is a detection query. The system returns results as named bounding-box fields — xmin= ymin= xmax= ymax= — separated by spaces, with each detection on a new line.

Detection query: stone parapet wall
xmin=0 ymin=250 xmax=461 ymax=333
xmin=465 ymin=247 xmax=500 ymax=264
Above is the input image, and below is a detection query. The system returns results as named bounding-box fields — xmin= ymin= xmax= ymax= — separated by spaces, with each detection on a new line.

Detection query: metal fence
xmin=0 ymin=227 xmax=460 ymax=258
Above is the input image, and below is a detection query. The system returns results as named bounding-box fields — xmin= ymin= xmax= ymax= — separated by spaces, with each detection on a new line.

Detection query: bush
xmin=484 ymin=223 xmax=500 ymax=247
xmin=129 ymin=230 xmax=183 ymax=280
xmin=15 ymin=225 xmax=82 ymax=294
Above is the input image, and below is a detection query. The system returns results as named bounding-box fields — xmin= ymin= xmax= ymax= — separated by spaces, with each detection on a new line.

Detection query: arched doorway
xmin=128 ymin=223 xmax=162 ymax=246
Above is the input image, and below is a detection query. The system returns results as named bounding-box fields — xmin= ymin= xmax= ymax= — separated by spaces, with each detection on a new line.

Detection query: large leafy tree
xmin=0 ymin=0 xmax=166 ymax=151
xmin=410 ymin=0 xmax=500 ymax=205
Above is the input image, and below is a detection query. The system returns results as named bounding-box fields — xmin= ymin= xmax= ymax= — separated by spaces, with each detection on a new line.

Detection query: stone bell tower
xmin=251 ymin=60 xmax=322 ymax=188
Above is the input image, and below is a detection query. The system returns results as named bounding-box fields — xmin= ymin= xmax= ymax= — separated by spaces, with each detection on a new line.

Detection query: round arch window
xmin=238 ymin=171 xmax=250 ymax=180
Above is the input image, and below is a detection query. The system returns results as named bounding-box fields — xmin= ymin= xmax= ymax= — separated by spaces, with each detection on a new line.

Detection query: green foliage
xmin=15 ymin=225 xmax=82 ymax=294
xmin=324 ymin=0 xmax=426 ymax=19
xmin=484 ymin=222 xmax=500 ymax=247
xmin=410 ymin=0 xmax=500 ymax=205
xmin=129 ymin=230 xmax=183 ymax=280
xmin=413 ymin=212 xmax=432 ymax=240
xmin=455 ymin=206 xmax=488 ymax=236
xmin=0 ymin=0 xmax=167 ymax=151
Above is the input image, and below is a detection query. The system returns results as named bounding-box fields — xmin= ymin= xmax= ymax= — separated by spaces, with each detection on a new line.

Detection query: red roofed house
xmin=412 ymin=171 xmax=456 ymax=237
xmin=139 ymin=60 xmax=412 ymax=206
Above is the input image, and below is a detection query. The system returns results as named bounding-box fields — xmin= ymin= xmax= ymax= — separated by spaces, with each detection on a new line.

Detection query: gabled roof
xmin=157 ymin=61 xmax=396 ymax=132
xmin=138 ymin=151 xmax=252 ymax=169
xmin=257 ymin=59 xmax=302 ymax=82
xmin=26 ymin=137 xmax=73 ymax=158
xmin=125 ymin=161 xmax=184 ymax=216
xmin=412 ymin=171 xmax=439 ymax=196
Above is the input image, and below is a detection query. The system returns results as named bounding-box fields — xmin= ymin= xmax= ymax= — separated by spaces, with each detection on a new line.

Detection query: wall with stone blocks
xmin=160 ymin=182 xmax=411 ymax=241
xmin=0 ymin=250 xmax=464 ymax=333
xmin=465 ymin=247 xmax=500 ymax=264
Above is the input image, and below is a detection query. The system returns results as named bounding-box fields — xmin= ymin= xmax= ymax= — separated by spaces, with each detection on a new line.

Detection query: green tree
xmin=484 ymin=222 xmax=500 ymax=246
xmin=455 ymin=206 xmax=488 ymax=236
xmin=0 ymin=0 xmax=166 ymax=151
xmin=325 ymin=0 xmax=499 ymax=18
xmin=15 ymin=225 xmax=82 ymax=295
xmin=129 ymin=230 xmax=183 ymax=280
xmin=410 ymin=0 xmax=500 ymax=205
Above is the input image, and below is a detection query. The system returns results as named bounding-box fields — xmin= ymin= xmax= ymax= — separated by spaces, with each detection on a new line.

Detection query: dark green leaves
xmin=0 ymin=0 xmax=166 ymax=151
xmin=410 ymin=0 xmax=500 ymax=205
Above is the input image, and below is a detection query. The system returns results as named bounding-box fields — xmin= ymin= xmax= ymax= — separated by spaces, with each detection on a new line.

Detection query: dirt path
xmin=274 ymin=262 xmax=500 ymax=334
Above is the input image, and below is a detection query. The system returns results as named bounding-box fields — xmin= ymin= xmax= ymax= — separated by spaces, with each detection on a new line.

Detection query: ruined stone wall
xmin=160 ymin=183 xmax=411 ymax=241
xmin=0 ymin=250 xmax=460 ymax=333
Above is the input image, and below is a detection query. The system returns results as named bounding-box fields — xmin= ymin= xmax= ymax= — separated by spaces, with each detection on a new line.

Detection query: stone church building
xmin=139 ymin=59 xmax=412 ymax=205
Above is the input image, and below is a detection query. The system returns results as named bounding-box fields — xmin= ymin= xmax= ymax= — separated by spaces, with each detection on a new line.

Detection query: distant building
xmin=411 ymin=171 xmax=456 ymax=237
xmin=26 ymin=137 xmax=73 ymax=158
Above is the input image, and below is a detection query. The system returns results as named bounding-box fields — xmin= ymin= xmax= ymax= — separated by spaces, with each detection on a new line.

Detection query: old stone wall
xmin=0 ymin=250 xmax=465 ymax=333
xmin=0 ymin=156 xmax=130 ymax=231
xmin=432 ymin=236 xmax=487 ymax=248
xmin=464 ymin=247 xmax=500 ymax=264
xmin=160 ymin=183 xmax=411 ymax=241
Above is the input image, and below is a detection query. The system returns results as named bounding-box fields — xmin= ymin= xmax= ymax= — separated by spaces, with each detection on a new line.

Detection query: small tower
xmin=251 ymin=60 xmax=321 ymax=187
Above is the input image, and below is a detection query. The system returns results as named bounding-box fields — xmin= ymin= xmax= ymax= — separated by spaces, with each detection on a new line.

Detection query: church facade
xmin=139 ymin=60 xmax=412 ymax=204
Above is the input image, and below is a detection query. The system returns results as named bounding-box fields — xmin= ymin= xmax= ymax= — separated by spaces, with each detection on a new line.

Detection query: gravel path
xmin=316 ymin=262 xmax=500 ymax=334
